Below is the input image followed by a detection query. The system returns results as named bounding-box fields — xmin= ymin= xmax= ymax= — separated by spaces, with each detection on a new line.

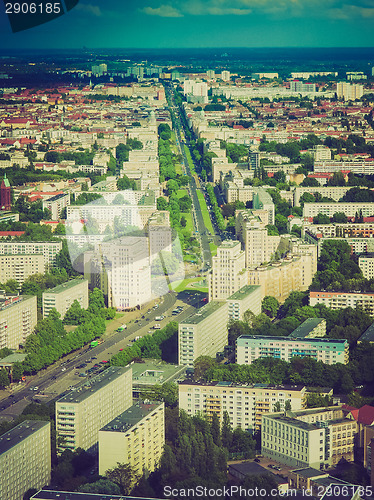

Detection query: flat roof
xmin=227 ymin=285 xmax=261 ymax=301
xmin=289 ymin=318 xmax=326 ymax=338
xmin=263 ymin=414 xmax=317 ymax=431
xmin=180 ymin=300 xmax=225 ymax=325
xmin=131 ymin=360 xmax=186 ymax=386
xmin=43 ymin=278 xmax=88 ymax=296
xmin=179 ymin=380 xmax=305 ymax=392
xmin=358 ymin=321 xmax=374 ymax=342
xmin=100 ymin=401 xmax=162 ymax=433
xmin=31 ymin=491 xmax=162 ymax=500
xmin=56 ymin=366 xmax=131 ymax=405
xmin=0 ymin=353 xmax=27 ymax=366
xmin=290 ymin=467 xmax=328 ymax=479
xmin=237 ymin=335 xmax=347 ymax=345
xmin=0 ymin=420 xmax=50 ymax=456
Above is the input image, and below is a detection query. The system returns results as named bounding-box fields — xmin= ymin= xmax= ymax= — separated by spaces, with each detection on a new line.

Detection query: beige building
xmin=179 ymin=381 xmax=306 ymax=432
xmin=208 ymin=240 xmax=247 ymax=301
xmin=226 ymin=285 xmax=261 ymax=321
xmin=248 ymin=252 xmax=315 ymax=303
xmin=42 ymin=193 xmax=70 ymax=219
xmin=0 ymin=294 xmax=37 ymax=349
xmin=99 ymin=401 xmax=164 ymax=477
xmin=0 ymin=253 xmax=45 ymax=284
xmin=0 ymin=420 xmax=51 ymax=500
xmin=303 ymin=202 xmax=374 ymax=219
xmin=262 ymin=407 xmax=358 ymax=469
xmin=56 ymin=366 xmax=133 ymax=453
xmin=293 ymin=186 xmax=354 ymax=207
xmin=310 ymin=291 xmax=374 ymax=316
xmin=178 ymin=301 xmax=229 ymax=366
xmin=0 ymin=241 xmax=62 ymax=269
xmin=336 ymin=82 xmax=364 ymax=100
xmin=42 ymin=278 xmax=89 ymax=319
xmin=309 ymin=145 xmax=332 ymax=162
xmin=359 ymin=253 xmax=374 ymax=279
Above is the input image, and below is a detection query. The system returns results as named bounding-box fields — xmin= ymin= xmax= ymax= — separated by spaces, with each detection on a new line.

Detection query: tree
xmin=78 ymin=480 xmax=121 ymax=495
xmin=261 ymin=296 xmax=279 ymax=318
xmin=151 ymin=251 xmax=179 ymax=276
xmin=0 ymin=368 xmax=10 ymax=388
xmin=221 ymin=411 xmax=233 ymax=450
xmin=273 ymin=402 xmax=281 ymax=412
xmin=63 ymin=300 xmax=87 ymax=325
xmin=285 ymin=400 xmax=292 ymax=411
xmin=300 ymin=176 xmax=320 ymax=187
xmin=328 ymin=171 xmax=346 ymax=186
xmin=117 ymin=175 xmax=136 ymax=191
xmin=105 ymin=462 xmax=139 ymax=495
xmin=157 ymin=197 xmax=168 ymax=210
xmin=332 ymin=212 xmax=348 ymax=223
xmin=313 ymin=213 xmax=331 ymax=224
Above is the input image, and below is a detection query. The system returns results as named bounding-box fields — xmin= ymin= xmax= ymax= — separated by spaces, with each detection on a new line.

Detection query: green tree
xmin=332 ymin=212 xmax=348 ymax=223
xmin=273 ymin=401 xmax=281 ymax=412
xmin=0 ymin=368 xmax=10 ymax=388
xmin=78 ymin=480 xmax=121 ymax=495
xmin=221 ymin=411 xmax=233 ymax=450
xmin=63 ymin=300 xmax=87 ymax=325
xmin=285 ymin=400 xmax=292 ymax=411
xmin=261 ymin=296 xmax=280 ymax=318
xmin=105 ymin=462 xmax=139 ymax=495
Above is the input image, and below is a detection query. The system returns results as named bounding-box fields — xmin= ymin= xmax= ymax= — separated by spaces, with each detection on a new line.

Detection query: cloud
xmin=141 ymin=4 xmax=183 ymax=17
xmin=75 ymin=3 xmax=102 ymax=16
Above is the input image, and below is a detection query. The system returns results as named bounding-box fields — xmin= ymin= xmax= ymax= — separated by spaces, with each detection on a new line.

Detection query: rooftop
xmin=100 ymin=401 xmax=163 ymax=433
xmin=131 ymin=360 xmax=186 ymax=386
xmin=290 ymin=467 xmax=328 ymax=479
xmin=289 ymin=318 xmax=326 ymax=339
xmin=180 ymin=300 xmax=226 ymax=325
xmin=0 ymin=420 xmax=50 ymax=456
xmin=358 ymin=321 xmax=374 ymax=342
xmin=179 ymin=380 xmax=305 ymax=392
xmin=237 ymin=335 xmax=347 ymax=345
xmin=227 ymin=285 xmax=261 ymax=301
xmin=0 ymin=353 xmax=27 ymax=366
xmin=43 ymin=278 xmax=88 ymax=296
xmin=56 ymin=366 xmax=131 ymax=404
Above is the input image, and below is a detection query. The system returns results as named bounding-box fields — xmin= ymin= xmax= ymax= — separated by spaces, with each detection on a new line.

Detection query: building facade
xmin=99 ymin=401 xmax=164 ymax=476
xmin=0 ymin=253 xmax=45 ymax=284
xmin=42 ymin=278 xmax=89 ymax=319
xmin=236 ymin=335 xmax=348 ymax=365
xmin=0 ymin=420 xmax=51 ymax=500
xmin=56 ymin=366 xmax=132 ymax=453
xmin=178 ymin=301 xmax=229 ymax=366
xmin=0 ymin=241 xmax=62 ymax=269
xmin=226 ymin=285 xmax=262 ymax=321
xmin=310 ymin=291 xmax=374 ymax=316
xmin=0 ymin=294 xmax=37 ymax=349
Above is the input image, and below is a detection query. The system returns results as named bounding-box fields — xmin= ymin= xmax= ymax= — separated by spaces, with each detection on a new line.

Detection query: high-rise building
xmin=179 ymin=381 xmax=306 ymax=432
xmin=0 ymin=420 xmax=51 ymax=500
xmin=290 ymin=81 xmax=316 ymax=93
xmin=209 ymin=240 xmax=247 ymax=301
xmin=0 ymin=241 xmax=62 ymax=269
xmin=221 ymin=70 xmax=230 ymax=81
xmin=206 ymin=70 xmax=215 ymax=79
xmin=0 ymin=294 xmax=37 ymax=349
xmin=0 ymin=173 xmax=11 ymax=211
xmin=99 ymin=401 xmax=164 ymax=476
xmin=0 ymin=254 xmax=45 ymax=284
xmin=42 ymin=278 xmax=89 ymax=319
xmin=42 ymin=193 xmax=70 ymax=220
xmin=56 ymin=366 xmax=132 ymax=453
xmin=236 ymin=335 xmax=348 ymax=365
xmin=226 ymin=285 xmax=261 ymax=321
xmin=178 ymin=301 xmax=229 ymax=366
xmin=336 ymin=82 xmax=364 ymax=101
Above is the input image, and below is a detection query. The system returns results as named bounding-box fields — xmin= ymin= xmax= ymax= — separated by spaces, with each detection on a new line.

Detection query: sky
xmin=0 ymin=0 xmax=374 ymax=50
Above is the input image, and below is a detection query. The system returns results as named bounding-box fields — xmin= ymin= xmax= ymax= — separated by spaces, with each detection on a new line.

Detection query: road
xmin=164 ymin=83 xmax=214 ymax=271
xmin=0 ymin=290 xmax=208 ymax=419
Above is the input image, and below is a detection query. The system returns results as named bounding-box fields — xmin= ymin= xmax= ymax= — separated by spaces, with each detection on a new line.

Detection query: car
xmin=254 ymin=458 xmax=260 ymax=463
xmin=119 ymin=348 xmax=123 ymax=351
xmin=61 ymin=367 xmax=66 ymax=372
xmin=275 ymin=466 xmax=282 ymax=471
xmin=100 ymin=360 xmax=108 ymax=364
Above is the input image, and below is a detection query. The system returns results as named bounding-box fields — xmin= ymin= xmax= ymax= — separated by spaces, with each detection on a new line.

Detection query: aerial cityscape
xmin=0 ymin=2 xmax=374 ymax=500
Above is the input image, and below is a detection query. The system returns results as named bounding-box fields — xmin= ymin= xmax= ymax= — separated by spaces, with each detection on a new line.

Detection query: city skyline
xmin=0 ymin=0 xmax=374 ymax=49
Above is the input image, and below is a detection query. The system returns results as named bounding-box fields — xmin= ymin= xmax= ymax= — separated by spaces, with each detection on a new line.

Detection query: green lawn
xmin=173 ymin=277 xmax=208 ymax=293
xmin=181 ymin=212 xmax=194 ymax=233
xmin=183 ymin=144 xmax=195 ymax=173
xmin=197 ymin=191 xmax=214 ymax=235
xmin=209 ymin=242 xmax=218 ymax=256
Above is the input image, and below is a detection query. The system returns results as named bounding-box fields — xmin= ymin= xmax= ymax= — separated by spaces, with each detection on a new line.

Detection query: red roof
xmin=342 ymin=404 xmax=360 ymax=421
xmin=0 ymin=231 xmax=25 ymax=237
xmin=357 ymin=405 xmax=374 ymax=425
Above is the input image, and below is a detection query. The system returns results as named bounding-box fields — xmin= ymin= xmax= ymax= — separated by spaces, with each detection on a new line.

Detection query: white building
xmin=310 ymin=291 xmax=374 ymax=316
xmin=359 ymin=254 xmax=374 ymax=280
xmin=336 ymin=82 xmax=364 ymax=101
xmin=0 ymin=294 xmax=37 ymax=349
xmin=42 ymin=278 xmax=89 ymax=319
xmin=221 ymin=71 xmax=230 ymax=81
xmin=226 ymin=285 xmax=261 ymax=321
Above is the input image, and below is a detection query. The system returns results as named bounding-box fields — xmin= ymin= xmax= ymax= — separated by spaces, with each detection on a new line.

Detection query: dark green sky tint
xmin=0 ymin=0 xmax=374 ymax=49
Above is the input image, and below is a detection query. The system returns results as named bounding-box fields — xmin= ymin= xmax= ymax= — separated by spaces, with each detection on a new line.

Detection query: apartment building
xmin=310 ymin=291 xmax=374 ymax=316
xmin=247 ymin=252 xmax=315 ymax=303
xmin=208 ymin=240 xmax=247 ymax=301
xmin=42 ymin=278 xmax=89 ymax=319
xmin=262 ymin=407 xmax=358 ymax=469
xmin=0 ymin=240 xmax=62 ymax=269
xmin=0 ymin=294 xmax=37 ymax=349
xmin=99 ymin=401 xmax=164 ymax=476
xmin=226 ymin=285 xmax=261 ymax=321
xmin=42 ymin=193 xmax=70 ymax=219
xmin=309 ymin=145 xmax=332 ymax=162
xmin=56 ymin=366 xmax=132 ymax=453
xmin=314 ymin=160 xmax=374 ymax=175
xmin=178 ymin=301 xmax=229 ymax=366
xmin=336 ymin=82 xmax=364 ymax=100
xmin=0 ymin=253 xmax=45 ymax=284
xmin=289 ymin=318 xmax=326 ymax=339
xmin=0 ymin=420 xmax=51 ymax=500
xmin=179 ymin=381 xmax=306 ymax=432
xmin=293 ymin=186 xmax=355 ymax=207
xmin=236 ymin=335 xmax=348 ymax=365
xmin=359 ymin=253 xmax=374 ymax=279
xmin=303 ymin=202 xmax=374 ymax=219
xmin=85 ymin=236 xmax=151 ymax=310
xmin=253 ymin=188 xmax=275 ymax=225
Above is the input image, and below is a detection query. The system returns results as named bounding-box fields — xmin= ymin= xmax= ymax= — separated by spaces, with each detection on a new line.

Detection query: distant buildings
xmin=179 ymin=381 xmax=306 ymax=432
xmin=0 ymin=294 xmax=37 ymax=349
xmin=221 ymin=70 xmax=230 ymax=81
xmin=290 ymin=81 xmax=316 ymax=93
xmin=178 ymin=301 xmax=228 ymax=366
xmin=236 ymin=335 xmax=348 ymax=365
xmin=0 ymin=173 xmax=11 ymax=211
xmin=42 ymin=278 xmax=89 ymax=319
xmin=0 ymin=420 xmax=51 ymax=500
xmin=56 ymin=366 xmax=132 ymax=453
xmin=99 ymin=401 xmax=164 ymax=476
xmin=303 ymin=202 xmax=374 ymax=219
xmin=336 ymin=82 xmax=364 ymax=100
